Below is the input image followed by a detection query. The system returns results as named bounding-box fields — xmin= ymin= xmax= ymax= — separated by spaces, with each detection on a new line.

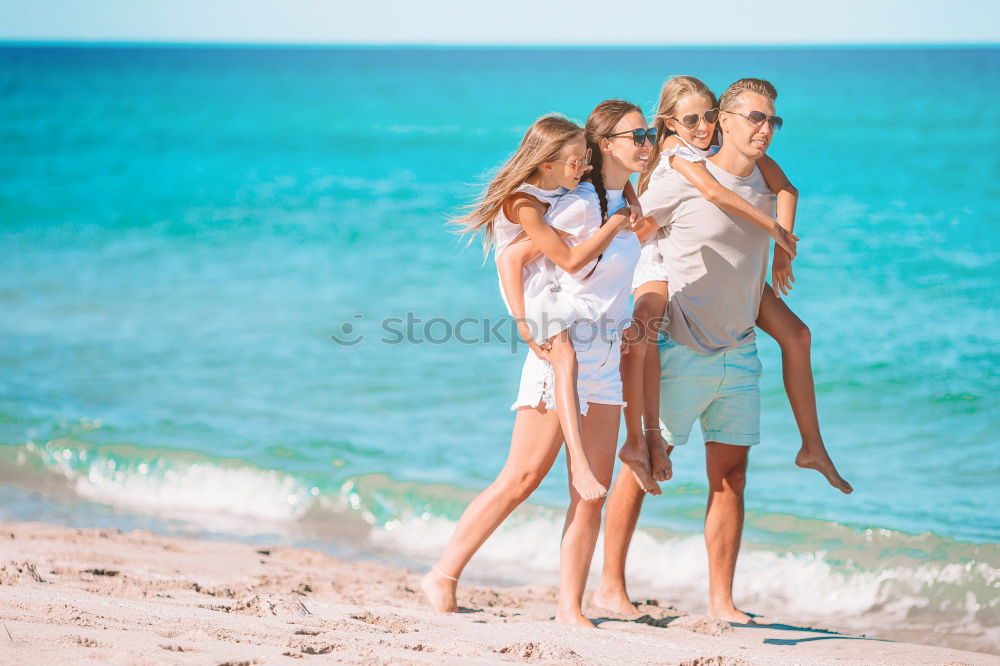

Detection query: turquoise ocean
xmin=1 ymin=45 xmax=997 ymax=652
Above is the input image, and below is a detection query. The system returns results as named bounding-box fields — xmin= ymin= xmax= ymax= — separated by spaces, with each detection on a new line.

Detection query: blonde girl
xmin=620 ymin=75 xmax=852 ymax=496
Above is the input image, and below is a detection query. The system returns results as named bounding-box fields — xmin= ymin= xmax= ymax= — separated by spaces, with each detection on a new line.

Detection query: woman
xmin=423 ymin=100 xmax=651 ymax=626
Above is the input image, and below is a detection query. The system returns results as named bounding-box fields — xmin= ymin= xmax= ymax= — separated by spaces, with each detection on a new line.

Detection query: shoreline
xmin=1 ymin=520 xmax=995 ymax=665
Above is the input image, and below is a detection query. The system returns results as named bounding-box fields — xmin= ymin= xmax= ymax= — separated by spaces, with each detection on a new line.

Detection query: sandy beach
xmin=0 ymin=521 xmax=993 ymax=665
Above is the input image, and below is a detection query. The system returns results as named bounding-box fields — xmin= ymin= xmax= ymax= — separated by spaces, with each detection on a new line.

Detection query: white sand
xmin=0 ymin=521 xmax=995 ymax=665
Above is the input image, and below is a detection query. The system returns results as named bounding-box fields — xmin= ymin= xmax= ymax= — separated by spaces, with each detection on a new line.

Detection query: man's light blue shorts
xmin=658 ymin=335 xmax=762 ymax=447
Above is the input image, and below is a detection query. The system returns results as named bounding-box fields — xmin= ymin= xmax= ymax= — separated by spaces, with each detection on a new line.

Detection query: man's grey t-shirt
xmin=639 ymin=158 xmax=775 ymax=355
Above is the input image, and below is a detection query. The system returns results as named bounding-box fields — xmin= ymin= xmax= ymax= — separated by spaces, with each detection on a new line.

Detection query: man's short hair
xmin=719 ymin=78 xmax=778 ymax=111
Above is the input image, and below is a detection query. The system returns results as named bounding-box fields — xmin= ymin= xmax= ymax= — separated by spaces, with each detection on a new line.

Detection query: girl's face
xmin=542 ymin=135 xmax=591 ymax=190
xmin=666 ymin=94 xmax=718 ymax=150
xmin=603 ymin=110 xmax=653 ymax=175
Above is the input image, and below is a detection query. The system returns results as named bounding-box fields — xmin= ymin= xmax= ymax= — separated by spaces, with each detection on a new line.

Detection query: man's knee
xmin=707 ymin=446 xmax=749 ymax=495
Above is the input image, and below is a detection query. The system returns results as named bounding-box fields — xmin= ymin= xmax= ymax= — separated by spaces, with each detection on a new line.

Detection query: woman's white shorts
xmin=510 ymin=323 xmax=627 ymax=415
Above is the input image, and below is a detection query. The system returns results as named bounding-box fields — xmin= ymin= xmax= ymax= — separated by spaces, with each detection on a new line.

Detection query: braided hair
xmin=582 ymin=99 xmax=643 ymax=278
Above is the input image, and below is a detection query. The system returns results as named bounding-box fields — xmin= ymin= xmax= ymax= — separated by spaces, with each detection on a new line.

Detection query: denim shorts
xmin=658 ymin=335 xmax=762 ymax=447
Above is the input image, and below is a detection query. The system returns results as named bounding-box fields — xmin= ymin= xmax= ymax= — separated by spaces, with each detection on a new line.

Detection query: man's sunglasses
xmin=606 ymin=127 xmax=658 ymax=147
xmin=671 ymin=109 xmax=720 ymax=129
xmin=723 ymin=110 xmax=783 ymax=132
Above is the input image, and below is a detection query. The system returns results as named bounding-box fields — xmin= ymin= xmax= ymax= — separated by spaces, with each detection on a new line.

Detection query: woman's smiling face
xmin=604 ymin=110 xmax=654 ymax=175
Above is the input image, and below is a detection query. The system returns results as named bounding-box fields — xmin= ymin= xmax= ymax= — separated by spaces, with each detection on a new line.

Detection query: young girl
xmin=620 ymin=75 xmax=852 ymax=495
xmin=424 ymin=108 xmax=646 ymax=625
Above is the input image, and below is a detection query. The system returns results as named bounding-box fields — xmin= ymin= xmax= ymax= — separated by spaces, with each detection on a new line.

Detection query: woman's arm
xmin=508 ymin=195 xmax=629 ymax=274
xmin=757 ymin=155 xmax=798 ymax=296
xmin=669 ymin=156 xmax=798 ymax=259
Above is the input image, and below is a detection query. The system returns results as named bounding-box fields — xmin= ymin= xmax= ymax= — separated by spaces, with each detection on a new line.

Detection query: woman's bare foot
xmin=555 ymin=608 xmax=597 ymax=627
xmin=707 ymin=601 xmax=754 ymax=624
xmin=618 ymin=433 xmax=660 ymax=495
xmin=420 ymin=567 xmax=458 ymax=613
xmin=571 ymin=465 xmax=608 ymax=501
xmin=645 ymin=431 xmax=673 ymax=483
xmin=795 ymin=443 xmax=853 ymax=494
xmin=590 ymin=587 xmax=641 ymax=619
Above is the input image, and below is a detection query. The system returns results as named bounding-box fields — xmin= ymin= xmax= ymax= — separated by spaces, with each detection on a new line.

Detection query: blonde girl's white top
xmin=493 ymin=183 xmax=577 ymax=344
xmin=631 ymin=137 xmax=721 ymax=291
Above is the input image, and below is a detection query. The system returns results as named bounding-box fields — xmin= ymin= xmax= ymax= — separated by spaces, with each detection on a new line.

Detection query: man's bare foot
xmin=645 ymin=431 xmax=673 ymax=483
xmin=420 ymin=567 xmax=458 ymax=613
xmin=619 ymin=433 xmax=660 ymax=495
xmin=795 ymin=444 xmax=853 ymax=494
xmin=571 ymin=466 xmax=608 ymax=501
xmin=707 ymin=602 xmax=754 ymax=624
xmin=590 ymin=587 xmax=641 ymax=619
xmin=555 ymin=609 xmax=597 ymax=627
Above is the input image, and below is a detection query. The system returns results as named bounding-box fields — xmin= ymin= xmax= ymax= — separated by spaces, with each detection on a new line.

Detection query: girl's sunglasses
xmin=607 ymin=127 xmax=658 ymax=147
xmin=724 ymin=110 xmax=783 ymax=132
xmin=552 ymin=147 xmax=592 ymax=171
xmin=671 ymin=108 xmax=720 ymax=129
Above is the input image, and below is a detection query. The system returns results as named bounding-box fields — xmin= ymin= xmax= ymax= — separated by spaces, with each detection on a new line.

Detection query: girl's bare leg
xmin=421 ymin=405 xmax=565 ymax=611
xmin=557 ymin=402 xmax=621 ymax=627
xmin=619 ymin=281 xmax=668 ymax=494
xmin=756 ymin=288 xmax=853 ymax=494
xmin=548 ymin=331 xmax=607 ymax=501
xmin=640 ymin=290 xmax=673 ymax=482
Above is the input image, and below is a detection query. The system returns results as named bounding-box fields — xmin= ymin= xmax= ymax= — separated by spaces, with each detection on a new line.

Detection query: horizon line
xmin=1 ymin=39 xmax=998 ymax=49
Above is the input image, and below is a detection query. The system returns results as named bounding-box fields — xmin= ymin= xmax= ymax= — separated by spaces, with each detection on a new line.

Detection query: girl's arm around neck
xmin=669 ymin=156 xmax=798 ymax=259
xmin=508 ymin=194 xmax=628 ymax=275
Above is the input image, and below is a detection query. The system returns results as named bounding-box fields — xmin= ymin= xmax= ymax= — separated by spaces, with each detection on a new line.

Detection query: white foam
xmin=367 ymin=508 xmax=999 ymax=639
xmin=25 ymin=443 xmax=317 ymax=526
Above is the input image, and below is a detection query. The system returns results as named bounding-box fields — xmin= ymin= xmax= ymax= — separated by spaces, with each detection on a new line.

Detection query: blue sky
xmin=1 ymin=0 xmax=998 ymax=45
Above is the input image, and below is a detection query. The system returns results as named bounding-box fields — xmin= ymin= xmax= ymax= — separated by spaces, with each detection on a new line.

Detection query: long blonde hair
xmin=451 ymin=114 xmax=583 ymax=257
xmin=637 ymin=75 xmax=717 ymax=195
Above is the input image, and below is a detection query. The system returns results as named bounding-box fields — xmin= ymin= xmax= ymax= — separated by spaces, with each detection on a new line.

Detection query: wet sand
xmin=0 ymin=520 xmax=994 ymax=665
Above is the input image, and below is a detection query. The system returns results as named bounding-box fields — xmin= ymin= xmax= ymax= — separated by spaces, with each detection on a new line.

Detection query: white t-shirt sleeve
xmin=546 ymin=194 xmax=593 ymax=239
xmin=638 ymin=172 xmax=688 ymax=228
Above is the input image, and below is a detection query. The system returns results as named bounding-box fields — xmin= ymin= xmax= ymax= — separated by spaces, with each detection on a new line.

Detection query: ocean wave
xmin=0 ymin=438 xmax=322 ymax=526
xmin=1 ymin=443 xmax=996 ymax=651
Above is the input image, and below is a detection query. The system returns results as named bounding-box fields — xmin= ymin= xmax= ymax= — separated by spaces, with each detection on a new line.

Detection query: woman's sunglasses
xmin=723 ymin=110 xmax=783 ymax=132
xmin=607 ymin=127 xmax=658 ymax=147
xmin=670 ymin=109 xmax=720 ymax=129
xmin=552 ymin=147 xmax=592 ymax=171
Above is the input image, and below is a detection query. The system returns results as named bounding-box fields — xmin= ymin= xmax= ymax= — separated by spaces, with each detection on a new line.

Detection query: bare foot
xmin=645 ymin=431 xmax=673 ymax=483
xmin=796 ymin=444 xmax=853 ymax=494
xmin=590 ymin=588 xmax=641 ymax=619
xmin=707 ymin=603 xmax=754 ymax=624
xmin=618 ymin=433 xmax=660 ymax=495
xmin=555 ymin=609 xmax=597 ymax=627
xmin=571 ymin=465 xmax=608 ymax=501
xmin=420 ymin=568 xmax=458 ymax=613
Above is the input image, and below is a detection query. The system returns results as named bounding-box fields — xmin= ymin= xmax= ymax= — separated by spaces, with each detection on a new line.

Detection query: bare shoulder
xmin=662 ymin=135 xmax=685 ymax=149
xmin=503 ymin=192 xmax=548 ymax=223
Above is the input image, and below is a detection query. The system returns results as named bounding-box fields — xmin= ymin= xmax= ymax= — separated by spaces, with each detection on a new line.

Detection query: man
xmin=594 ymin=78 xmax=783 ymax=623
